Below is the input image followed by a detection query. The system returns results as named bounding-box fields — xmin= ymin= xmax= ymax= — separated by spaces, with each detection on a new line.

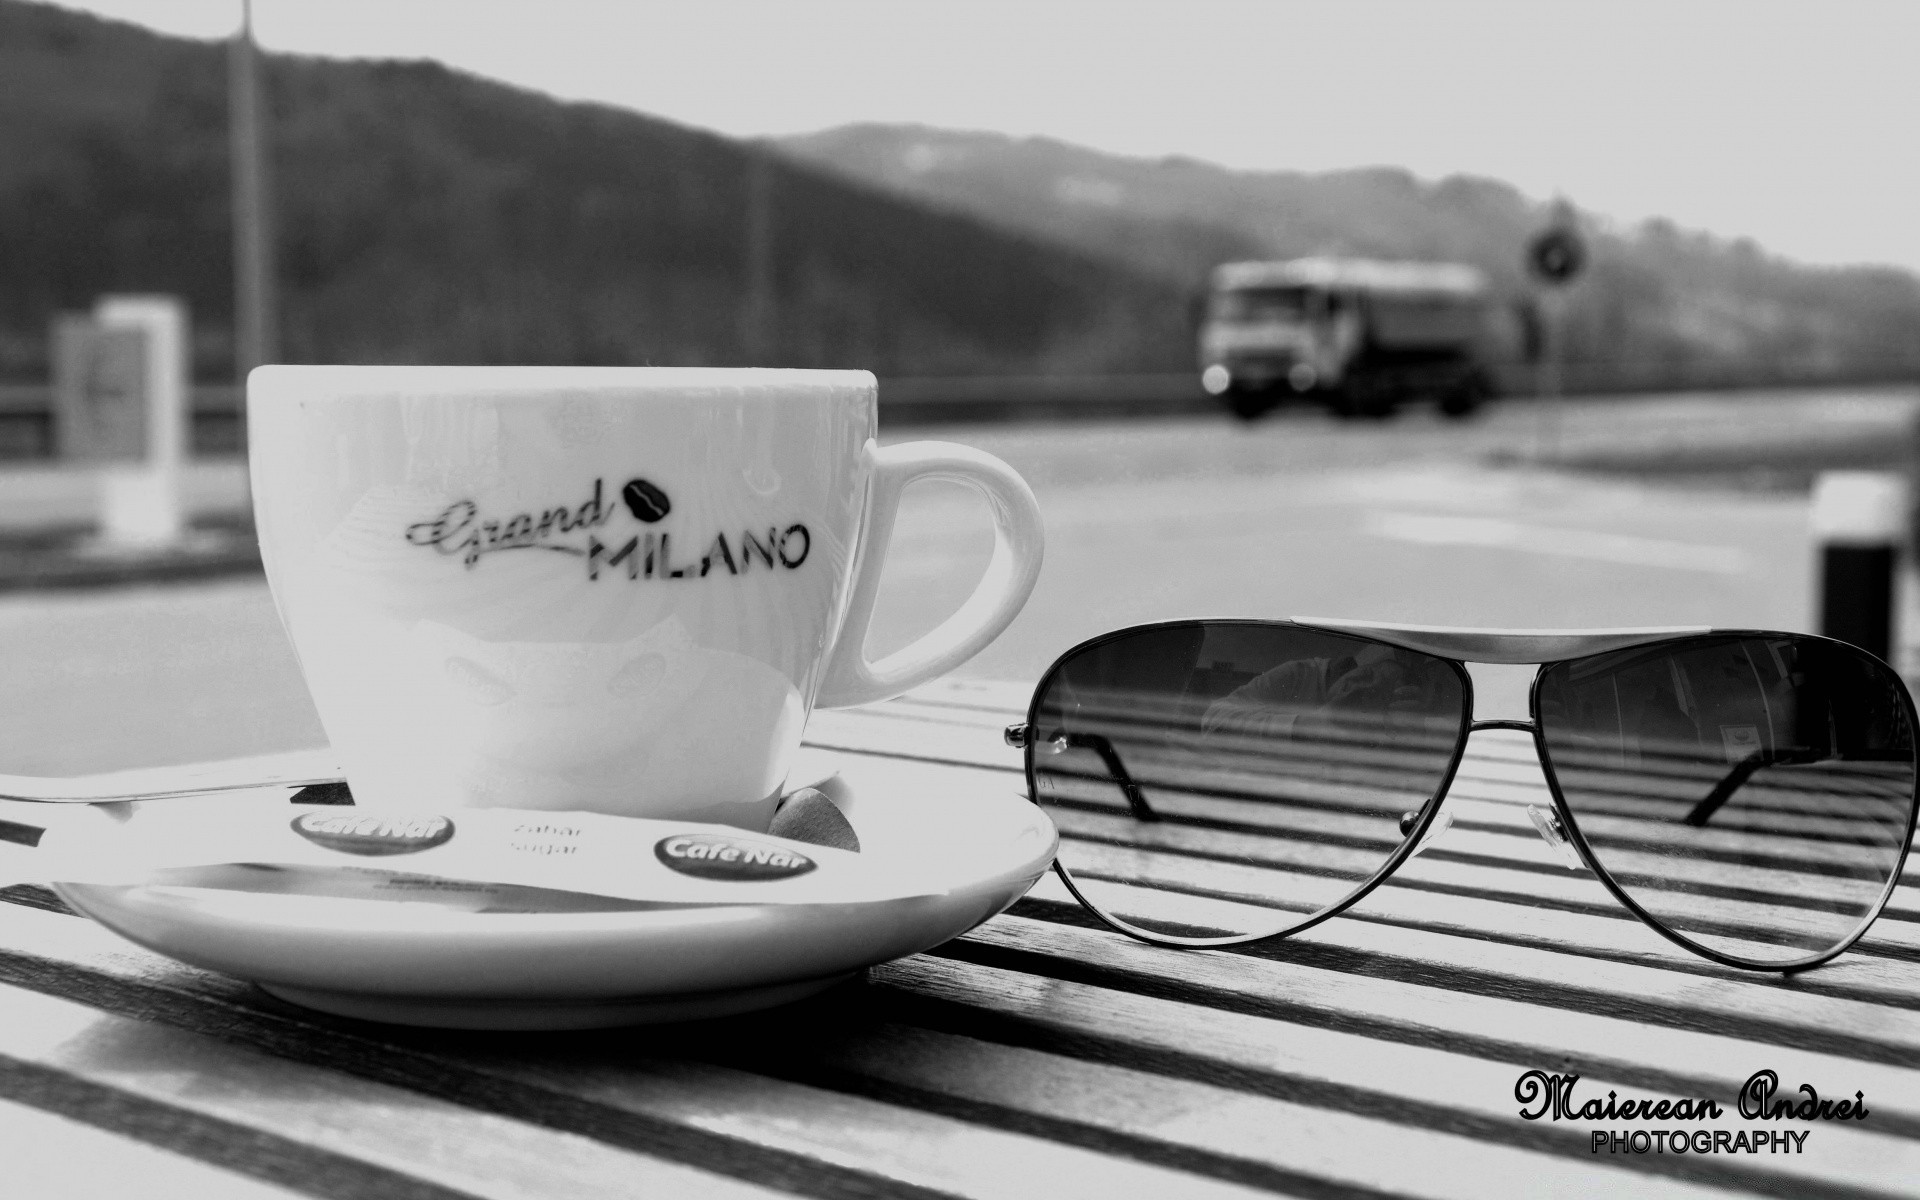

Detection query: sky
xmin=46 ymin=0 xmax=1920 ymax=272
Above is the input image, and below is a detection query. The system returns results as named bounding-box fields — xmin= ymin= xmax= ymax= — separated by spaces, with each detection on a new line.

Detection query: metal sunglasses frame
xmin=1007 ymin=618 xmax=1920 ymax=973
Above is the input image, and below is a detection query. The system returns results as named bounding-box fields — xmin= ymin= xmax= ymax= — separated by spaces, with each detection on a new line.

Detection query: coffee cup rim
xmin=247 ymin=365 xmax=877 ymax=401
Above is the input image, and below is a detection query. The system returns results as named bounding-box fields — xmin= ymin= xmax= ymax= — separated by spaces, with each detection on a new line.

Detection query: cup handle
xmin=814 ymin=440 xmax=1044 ymax=708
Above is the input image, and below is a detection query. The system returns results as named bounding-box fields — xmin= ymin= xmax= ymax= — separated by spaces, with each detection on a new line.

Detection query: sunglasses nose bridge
xmin=1397 ymin=719 xmax=1536 ymax=861
xmin=1463 ymin=659 xmax=1539 ymax=725
xmin=1468 ymin=718 xmax=1535 ymax=734
xmin=1457 ymin=717 xmax=1590 ymax=873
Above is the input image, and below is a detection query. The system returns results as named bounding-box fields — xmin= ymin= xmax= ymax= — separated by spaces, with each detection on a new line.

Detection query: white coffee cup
xmin=247 ymin=366 xmax=1043 ymax=830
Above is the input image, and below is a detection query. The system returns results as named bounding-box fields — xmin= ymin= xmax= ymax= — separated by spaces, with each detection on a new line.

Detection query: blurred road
xmin=2 ymin=388 xmax=1915 ymax=775
xmin=871 ymin=386 xmax=1919 ymax=674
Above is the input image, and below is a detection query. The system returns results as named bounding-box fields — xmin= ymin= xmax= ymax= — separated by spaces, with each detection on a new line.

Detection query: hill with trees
xmin=780 ymin=124 xmax=1920 ymax=392
xmin=0 ymin=0 xmax=1186 ymax=383
xmin=7 ymin=0 xmax=1917 ymax=394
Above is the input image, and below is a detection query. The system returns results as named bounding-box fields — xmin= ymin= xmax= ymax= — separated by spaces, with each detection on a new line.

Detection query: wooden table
xmin=2 ymin=678 xmax=1915 ymax=1199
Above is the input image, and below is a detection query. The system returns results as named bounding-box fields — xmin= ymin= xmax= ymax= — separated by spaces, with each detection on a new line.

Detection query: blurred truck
xmin=1197 ymin=257 xmax=1502 ymax=420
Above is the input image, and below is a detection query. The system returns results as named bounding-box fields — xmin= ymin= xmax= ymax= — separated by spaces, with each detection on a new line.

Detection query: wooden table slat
xmin=0 ymin=1095 xmax=313 ymax=1200
xmin=0 ymin=977 xmax=782 ymax=1200
xmin=965 ymin=907 xmax=1920 ymax=1061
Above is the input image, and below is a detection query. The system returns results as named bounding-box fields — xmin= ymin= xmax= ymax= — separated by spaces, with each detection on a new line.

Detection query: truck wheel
xmin=1440 ymin=370 xmax=1493 ymax=418
xmin=1332 ymin=390 xmax=1393 ymax=421
xmin=1225 ymin=388 xmax=1280 ymax=421
xmin=1439 ymin=381 xmax=1486 ymax=419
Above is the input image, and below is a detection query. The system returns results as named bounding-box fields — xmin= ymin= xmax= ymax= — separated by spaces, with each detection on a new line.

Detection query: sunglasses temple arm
xmin=1683 ymin=746 xmax=1822 ymax=826
xmin=1056 ymin=731 xmax=1161 ymax=822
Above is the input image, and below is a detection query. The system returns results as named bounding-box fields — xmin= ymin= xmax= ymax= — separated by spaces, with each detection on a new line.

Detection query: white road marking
xmin=1365 ymin=511 xmax=1751 ymax=574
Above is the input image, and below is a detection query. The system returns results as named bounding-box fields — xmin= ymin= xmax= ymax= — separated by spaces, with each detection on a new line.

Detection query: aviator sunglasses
xmin=1006 ymin=620 xmax=1919 ymax=971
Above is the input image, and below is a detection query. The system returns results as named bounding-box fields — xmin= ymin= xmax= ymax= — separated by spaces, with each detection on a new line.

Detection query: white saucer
xmin=54 ymin=770 xmax=1056 ymax=1030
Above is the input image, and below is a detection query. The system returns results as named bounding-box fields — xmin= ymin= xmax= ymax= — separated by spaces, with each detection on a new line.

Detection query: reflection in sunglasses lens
xmin=1027 ymin=623 xmax=1469 ymax=942
xmin=1537 ymin=635 xmax=1917 ymax=967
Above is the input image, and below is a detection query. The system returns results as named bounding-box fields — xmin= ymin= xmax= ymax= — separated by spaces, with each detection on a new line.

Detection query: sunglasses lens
xmin=1027 ymin=623 xmax=1469 ymax=942
xmin=1537 ymin=634 xmax=1917 ymax=966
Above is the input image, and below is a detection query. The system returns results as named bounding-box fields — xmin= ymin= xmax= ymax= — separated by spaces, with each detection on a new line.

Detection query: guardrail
xmin=878 ymin=373 xmax=1212 ymax=422
xmin=0 ymin=376 xmax=1218 ymax=460
xmin=5 ymin=368 xmax=1916 ymax=461
xmin=0 ymin=384 xmax=246 ymax=460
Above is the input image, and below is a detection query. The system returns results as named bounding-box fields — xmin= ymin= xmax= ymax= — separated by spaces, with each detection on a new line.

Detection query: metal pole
xmin=230 ymin=0 xmax=279 ymax=379
xmin=741 ymin=153 xmax=773 ymax=364
xmin=1534 ymin=288 xmax=1563 ymax=465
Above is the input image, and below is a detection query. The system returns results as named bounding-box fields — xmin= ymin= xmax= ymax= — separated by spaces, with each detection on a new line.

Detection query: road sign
xmin=1528 ymin=226 xmax=1586 ymax=285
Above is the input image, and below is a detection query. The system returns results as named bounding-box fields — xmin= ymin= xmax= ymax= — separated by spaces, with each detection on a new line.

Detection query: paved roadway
xmin=2 ymin=388 xmax=1915 ymax=776
xmin=870 ymin=387 xmax=1918 ymax=678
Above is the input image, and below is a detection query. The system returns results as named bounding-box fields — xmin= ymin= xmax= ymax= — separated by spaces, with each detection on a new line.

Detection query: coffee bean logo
xmin=654 ymin=834 xmax=817 ymax=881
xmin=291 ymin=812 xmax=455 ymax=856
xmin=621 ymin=479 xmax=671 ymax=523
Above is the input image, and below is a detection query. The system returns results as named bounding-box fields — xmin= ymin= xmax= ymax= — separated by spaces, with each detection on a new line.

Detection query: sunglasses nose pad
xmin=1526 ymin=805 xmax=1586 ymax=870
xmin=1397 ymin=808 xmax=1454 ymax=859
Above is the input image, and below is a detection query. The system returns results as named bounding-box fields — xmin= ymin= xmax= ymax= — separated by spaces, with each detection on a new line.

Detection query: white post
xmin=92 ymin=295 xmax=189 ymax=546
